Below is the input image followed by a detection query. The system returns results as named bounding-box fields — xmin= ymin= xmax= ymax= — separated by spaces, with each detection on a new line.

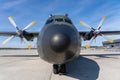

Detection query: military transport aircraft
xmin=0 ymin=14 xmax=120 ymax=75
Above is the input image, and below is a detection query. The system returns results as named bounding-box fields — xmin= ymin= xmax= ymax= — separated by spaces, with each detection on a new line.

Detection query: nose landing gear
xmin=53 ymin=64 xmax=66 ymax=75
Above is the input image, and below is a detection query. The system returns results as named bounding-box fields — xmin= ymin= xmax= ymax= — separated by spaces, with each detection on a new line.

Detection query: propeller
xmin=22 ymin=20 xmax=37 ymax=31
xmin=80 ymin=21 xmax=95 ymax=31
xmin=80 ymin=16 xmax=114 ymax=48
xmin=8 ymin=16 xmax=19 ymax=31
xmin=2 ymin=16 xmax=37 ymax=49
xmin=2 ymin=36 xmax=15 ymax=45
xmin=85 ymin=37 xmax=94 ymax=49
xmin=23 ymin=38 xmax=32 ymax=50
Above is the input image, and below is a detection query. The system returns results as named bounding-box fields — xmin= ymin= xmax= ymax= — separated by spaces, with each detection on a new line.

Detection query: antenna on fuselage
xmin=65 ymin=13 xmax=68 ymax=17
xmin=49 ymin=14 xmax=53 ymax=17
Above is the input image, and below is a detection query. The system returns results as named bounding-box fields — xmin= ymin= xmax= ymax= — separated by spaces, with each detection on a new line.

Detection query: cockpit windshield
xmin=55 ymin=18 xmax=63 ymax=22
xmin=65 ymin=19 xmax=72 ymax=24
xmin=46 ymin=19 xmax=53 ymax=24
xmin=45 ymin=16 xmax=73 ymax=25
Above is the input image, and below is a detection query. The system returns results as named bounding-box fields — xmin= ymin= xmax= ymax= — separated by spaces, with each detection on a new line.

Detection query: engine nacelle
xmin=82 ymin=30 xmax=94 ymax=41
xmin=23 ymin=31 xmax=34 ymax=41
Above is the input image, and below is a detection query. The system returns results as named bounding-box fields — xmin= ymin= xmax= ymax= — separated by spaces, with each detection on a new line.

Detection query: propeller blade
xmin=101 ymin=34 xmax=114 ymax=43
xmin=85 ymin=38 xmax=94 ymax=48
xmin=2 ymin=35 xmax=15 ymax=45
xmin=8 ymin=16 xmax=19 ymax=31
xmin=22 ymin=20 xmax=37 ymax=31
xmin=86 ymin=44 xmax=90 ymax=49
xmin=80 ymin=21 xmax=95 ymax=31
xmin=97 ymin=16 xmax=106 ymax=30
xmin=23 ymin=38 xmax=32 ymax=50
xmin=27 ymin=44 xmax=32 ymax=50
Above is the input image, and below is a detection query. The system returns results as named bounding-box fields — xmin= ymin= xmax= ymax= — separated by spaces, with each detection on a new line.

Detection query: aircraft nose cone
xmin=50 ymin=33 xmax=70 ymax=53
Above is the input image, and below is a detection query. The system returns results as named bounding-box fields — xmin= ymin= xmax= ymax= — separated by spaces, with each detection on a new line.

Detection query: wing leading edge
xmin=0 ymin=32 xmax=39 ymax=37
xmin=79 ymin=31 xmax=120 ymax=36
xmin=1 ymin=31 xmax=120 ymax=38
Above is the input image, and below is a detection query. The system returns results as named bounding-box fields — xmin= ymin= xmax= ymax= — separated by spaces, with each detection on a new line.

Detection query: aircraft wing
xmin=79 ymin=31 xmax=120 ymax=36
xmin=0 ymin=32 xmax=39 ymax=37
xmin=28 ymin=32 xmax=39 ymax=37
xmin=1 ymin=31 xmax=120 ymax=37
xmin=0 ymin=32 xmax=17 ymax=36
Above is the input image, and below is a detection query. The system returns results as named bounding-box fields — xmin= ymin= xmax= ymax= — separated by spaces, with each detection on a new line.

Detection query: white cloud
xmin=0 ymin=0 xmax=27 ymax=10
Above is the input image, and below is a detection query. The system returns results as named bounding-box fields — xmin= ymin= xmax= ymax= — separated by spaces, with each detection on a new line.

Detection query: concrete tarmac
xmin=0 ymin=49 xmax=120 ymax=80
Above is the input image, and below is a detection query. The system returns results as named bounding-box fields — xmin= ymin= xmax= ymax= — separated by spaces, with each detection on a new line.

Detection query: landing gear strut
xmin=53 ymin=64 xmax=66 ymax=75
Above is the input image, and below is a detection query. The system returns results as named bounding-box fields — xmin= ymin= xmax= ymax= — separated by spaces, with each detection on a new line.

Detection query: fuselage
xmin=37 ymin=15 xmax=81 ymax=64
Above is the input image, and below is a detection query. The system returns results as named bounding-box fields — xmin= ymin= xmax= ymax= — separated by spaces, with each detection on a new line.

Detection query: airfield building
xmin=102 ymin=39 xmax=120 ymax=48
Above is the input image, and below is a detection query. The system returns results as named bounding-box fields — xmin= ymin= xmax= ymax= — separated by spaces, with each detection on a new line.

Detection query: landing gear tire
xmin=53 ymin=64 xmax=66 ymax=75
xmin=53 ymin=64 xmax=59 ymax=74
xmin=59 ymin=64 xmax=66 ymax=75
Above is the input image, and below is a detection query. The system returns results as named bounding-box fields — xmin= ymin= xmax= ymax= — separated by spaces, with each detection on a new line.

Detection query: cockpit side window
xmin=46 ymin=19 xmax=53 ymax=24
xmin=55 ymin=18 xmax=63 ymax=22
xmin=65 ymin=19 xmax=72 ymax=24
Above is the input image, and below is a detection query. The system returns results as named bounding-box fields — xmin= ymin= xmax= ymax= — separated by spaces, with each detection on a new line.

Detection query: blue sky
xmin=0 ymin=0 xmax=120 ymax=48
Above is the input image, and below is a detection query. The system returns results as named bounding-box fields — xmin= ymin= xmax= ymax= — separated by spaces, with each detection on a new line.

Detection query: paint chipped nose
xmin=50 ymin=33 xmax=71 ymax=53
